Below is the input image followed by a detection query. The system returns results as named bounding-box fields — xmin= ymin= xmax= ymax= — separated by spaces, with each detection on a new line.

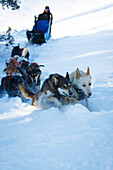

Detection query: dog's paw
xmin=31 ymin=103 xmax=36 ymax=106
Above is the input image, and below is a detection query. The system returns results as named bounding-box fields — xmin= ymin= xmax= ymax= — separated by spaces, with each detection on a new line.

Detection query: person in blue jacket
xmin=27 ymin=6 xmax=53 ymax=42
xmin=35 ymin=6 xmax=53 ymax=35
xmin=38 ymin=6 xmax=53 ymax=24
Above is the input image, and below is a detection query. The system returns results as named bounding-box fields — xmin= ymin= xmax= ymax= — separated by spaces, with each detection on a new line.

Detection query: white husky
xmin=69 ymin=67 xmax=92 ymax=111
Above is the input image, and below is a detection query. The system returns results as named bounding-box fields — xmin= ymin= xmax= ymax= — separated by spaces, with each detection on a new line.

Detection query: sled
xmin=26 ymin=18 xmax=51 ymax=45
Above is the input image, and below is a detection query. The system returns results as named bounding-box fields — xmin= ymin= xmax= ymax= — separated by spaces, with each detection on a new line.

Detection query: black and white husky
xmin=18 ymin=72 xmax=72 ymax=107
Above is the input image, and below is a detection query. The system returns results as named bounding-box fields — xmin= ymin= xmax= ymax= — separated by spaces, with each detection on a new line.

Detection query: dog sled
xmin=26 ymin=15 xmax=51 ymax=44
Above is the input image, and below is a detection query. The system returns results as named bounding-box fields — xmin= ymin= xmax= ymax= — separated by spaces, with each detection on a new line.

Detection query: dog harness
xmin=72 ymin=84 xmax=86 ymax=101
xmin=30 ymin=62 xmax=39 ymax=67
xmin=8 ymin=59 xmax=20 ymax=68
xmin=30 ymin=63 xmax=45 ymax=68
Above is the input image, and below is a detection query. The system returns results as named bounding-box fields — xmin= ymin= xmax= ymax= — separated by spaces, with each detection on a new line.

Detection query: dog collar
xmin=72 ymin=84 xmax=86 ymax=101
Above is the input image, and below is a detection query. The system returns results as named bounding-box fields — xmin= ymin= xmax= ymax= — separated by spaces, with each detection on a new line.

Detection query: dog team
xmin=0 ymin=45 xmax=92 ymax=111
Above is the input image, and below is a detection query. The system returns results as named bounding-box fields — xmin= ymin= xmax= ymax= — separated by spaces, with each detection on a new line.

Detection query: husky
xmin=69 ymin=67 xmax=92 ymax=111
xmin=11 ymin=45 xmax=29 ymax=59
xmin=0 ymin=75 xmax=25 ymax=99
xmin=18 ymin=72 xmax=72 ymax=107
xmin=17 ymin=66 xmax=42 ymax=94
xmin=3 ymin=59 xmax=20 ymax=76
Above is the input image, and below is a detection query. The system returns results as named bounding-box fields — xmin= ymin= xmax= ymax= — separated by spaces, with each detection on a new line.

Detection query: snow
xmin=0 ymin=0 xmax=113 ymax=169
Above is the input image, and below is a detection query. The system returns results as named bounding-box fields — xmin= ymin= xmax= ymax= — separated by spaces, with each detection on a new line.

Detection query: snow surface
xmin=0 ymin=0 xmax=113 ymax=169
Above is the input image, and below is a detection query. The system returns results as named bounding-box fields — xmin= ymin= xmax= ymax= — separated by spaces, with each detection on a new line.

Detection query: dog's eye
xmin=68 ymin=84 xmax=71 ymax=88
xmin=63 ymin=85 xmax=67 ymax=88
xmin=82 ymin=84 xmax=86 ymax=87
xmin=89 ymin=83 xmax=91 ymax=86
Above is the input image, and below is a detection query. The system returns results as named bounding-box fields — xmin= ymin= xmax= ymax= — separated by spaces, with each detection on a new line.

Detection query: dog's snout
xmin=88 ymin=93 xmax=92 ymax=97
xmin=69 ymin=91 xmax=73 ymax=96
xmin=33 ymin=79 xmax=36 ymax=83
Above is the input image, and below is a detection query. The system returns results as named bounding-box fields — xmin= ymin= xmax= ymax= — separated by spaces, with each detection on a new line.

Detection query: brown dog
xmin=3 ymin=59 xmax=20 ymax=76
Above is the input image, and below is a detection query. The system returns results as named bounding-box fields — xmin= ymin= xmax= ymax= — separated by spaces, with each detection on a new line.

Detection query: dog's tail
xmin=18 ymin=83 xmax=37 ymax=105
xmin=21 ymin=48 xmax=28 ymax=57
xmin=38 ymin=65 xmax=45 ymax=68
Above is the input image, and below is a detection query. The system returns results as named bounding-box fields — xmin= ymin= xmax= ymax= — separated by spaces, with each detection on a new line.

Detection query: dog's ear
xmin=86 ymin=67 xmax=90 ymax=75
xmin=50 ymin=75 xmax=58 ymax=85
xmin=53 ymin=76 xmax=58 ymax=85
xmin=65 ymin=72 xmax=69 ymax=80
xmin=76 ymin=68 xmax=81 ymax=79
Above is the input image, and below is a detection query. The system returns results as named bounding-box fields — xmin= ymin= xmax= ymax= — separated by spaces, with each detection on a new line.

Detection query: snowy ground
xmin=0 ymin=0 xmax=113 ymax=169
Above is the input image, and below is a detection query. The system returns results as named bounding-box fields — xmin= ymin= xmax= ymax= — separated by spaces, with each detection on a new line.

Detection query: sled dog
xmin=18 ymin=72 xmax=72 ymax=107
xmin=11 ymin=45 xmax=29 ymax=59
xmin=0 ymin=75 xmax=24 ymax=99
xmin=17 ymin=66 xmax=42 ymax=94
xmin=69 ymin=67 xmax=92 ymax=111
xmin=3 ymin=59 xmax=20 ymax=76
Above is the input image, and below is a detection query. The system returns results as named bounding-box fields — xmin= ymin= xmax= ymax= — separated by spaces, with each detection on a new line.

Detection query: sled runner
xmin=26 ymin=16 xmax=51 ymax=44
